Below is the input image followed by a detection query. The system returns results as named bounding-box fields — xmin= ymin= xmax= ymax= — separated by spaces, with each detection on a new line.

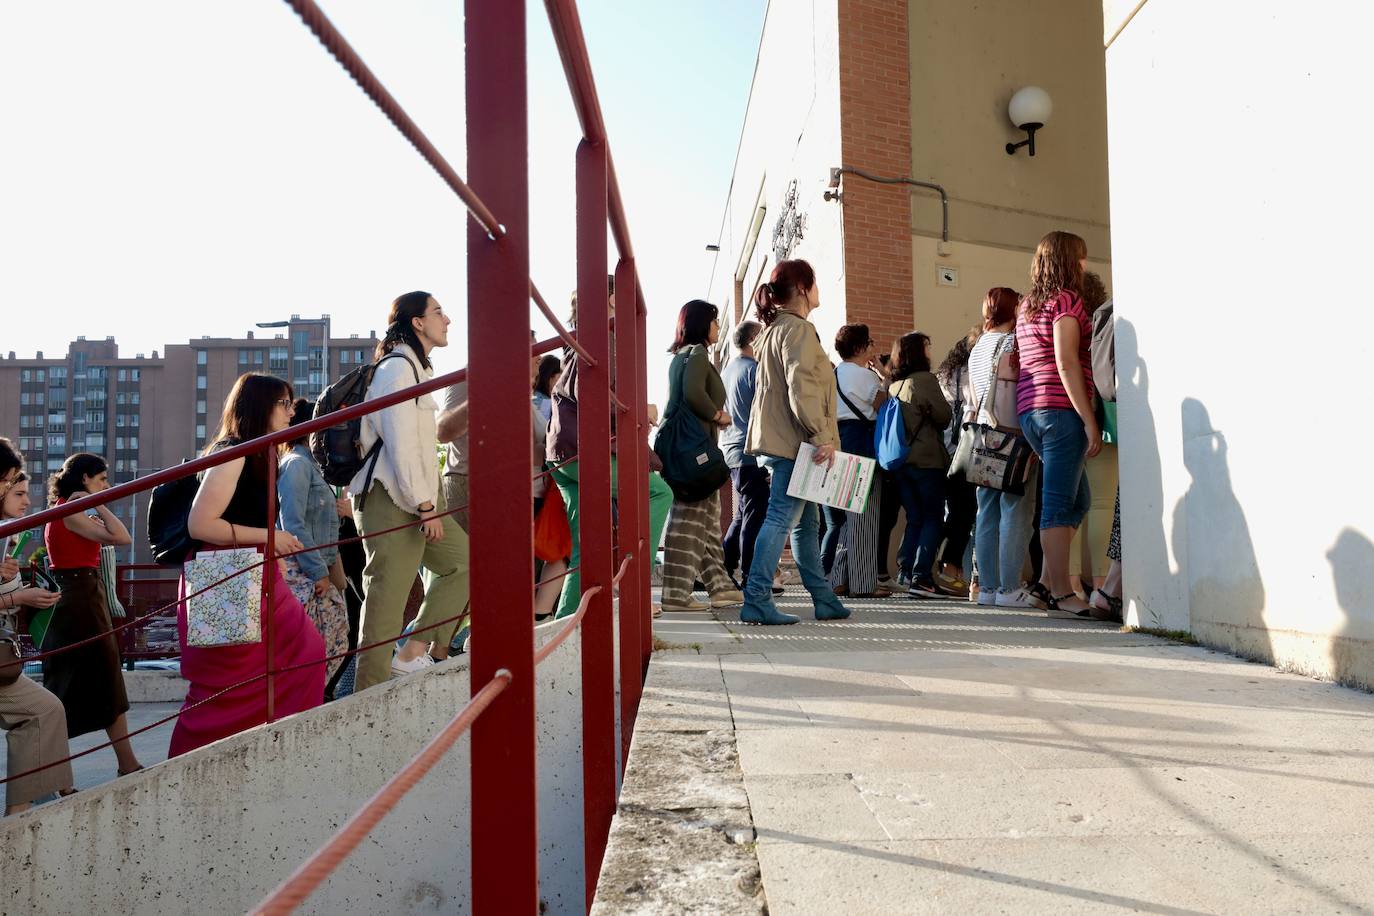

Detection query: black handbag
xmin=949 ymin=336 xmax=1036 ymax=494
xmin=652 ymin=348 xmax=730 ymax=502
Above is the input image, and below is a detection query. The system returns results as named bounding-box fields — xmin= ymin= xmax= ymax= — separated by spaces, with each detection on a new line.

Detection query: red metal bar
xmin=635 ymin=284 xmax=654 ymax=673
xmin=264 ymin=446 xmax=278 ymax=723
xmin=466 ymin=0 xmax=537 ymax=911
xmin=283 ymin=0 xmax=503 ymax=238
xmin=614 ymin=257 xmax=643 ymax=773
xmin=575 ymin=136 xmax=616 ymax=908
xmin=531 ymin=281 xmax=595 ymax=366
xmin=250 ymin=670 xmax=513 ymax=916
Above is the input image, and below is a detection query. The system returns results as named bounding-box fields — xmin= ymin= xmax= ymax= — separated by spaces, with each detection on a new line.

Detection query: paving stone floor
xmin=649 ymin=589 xmax=1374 ymax=915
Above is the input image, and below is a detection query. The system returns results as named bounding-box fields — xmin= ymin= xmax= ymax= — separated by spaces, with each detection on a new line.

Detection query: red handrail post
xmin=576 ymin=136 xmax=616 ymax=908
xmin=467 ymin=1 xmax=539 ymax=912
xmin=263 ymin=445 xmax=278 ymax=724
xmin=613 ymin=257 xmax=642 ymax=773
xmin=636 ymin=288 xmax=654 ymax=675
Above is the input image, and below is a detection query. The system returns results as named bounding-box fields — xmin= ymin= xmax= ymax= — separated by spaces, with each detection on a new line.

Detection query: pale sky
xmin=1 ymin=0 xmax=765 ymax=409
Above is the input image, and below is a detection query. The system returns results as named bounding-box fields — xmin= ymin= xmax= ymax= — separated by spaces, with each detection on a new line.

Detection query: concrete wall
xmin=706 ymin=0 xmax=847 ymax=357
xmin=1106 ymin=0 xmax=1374 ymax=686
xmin=0 ymin=617 xmax=595 ymax=914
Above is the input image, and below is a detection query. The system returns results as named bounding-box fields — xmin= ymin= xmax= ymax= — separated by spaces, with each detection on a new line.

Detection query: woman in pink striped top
xmin=1014 ymin=231 xmax=1102 ymax=618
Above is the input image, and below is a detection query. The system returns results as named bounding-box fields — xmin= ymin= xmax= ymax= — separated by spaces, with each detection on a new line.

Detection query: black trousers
xmin=939 ymin=476 xmax=978 ymax=571
xmin=723 ymin=464 xmax=770 ymax=582
xmin=876 ymin=469 xmax=903 ymax=577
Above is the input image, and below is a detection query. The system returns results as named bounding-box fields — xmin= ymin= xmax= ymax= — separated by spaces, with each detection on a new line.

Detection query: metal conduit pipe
xmin=824 ymin=166 xmax=949 ymax=243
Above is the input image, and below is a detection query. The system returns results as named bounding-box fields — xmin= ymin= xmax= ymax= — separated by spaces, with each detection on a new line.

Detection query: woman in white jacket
xmin=351 ymin=291 xmax=470 ymax=691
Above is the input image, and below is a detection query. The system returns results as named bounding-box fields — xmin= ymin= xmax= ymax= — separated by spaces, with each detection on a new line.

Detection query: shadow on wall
xmin=1114 ymin=317 xmax=1180 ymax=628
xmin=1115 ymin=318 xmax=1268 ymax=651
xmin=1327 ymin=528 xmax=1374 ymax=690
xmin=1174 ymin=398 xmax=1269 ymax=662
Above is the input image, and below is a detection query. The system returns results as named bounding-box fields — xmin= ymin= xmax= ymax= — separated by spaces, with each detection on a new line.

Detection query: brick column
xmin=838 ymin=0 xmax=914 ymax=349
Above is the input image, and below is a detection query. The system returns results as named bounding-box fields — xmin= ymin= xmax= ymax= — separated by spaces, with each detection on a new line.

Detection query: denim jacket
xmin=278 ymin=444 xmax=339 ymax=582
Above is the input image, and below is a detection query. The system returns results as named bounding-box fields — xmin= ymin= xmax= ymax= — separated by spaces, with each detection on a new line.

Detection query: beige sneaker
xmin=710 ymin=589 xmax=745 ymax=607
xmin=661 ymin=597 xmax=710 ymax=612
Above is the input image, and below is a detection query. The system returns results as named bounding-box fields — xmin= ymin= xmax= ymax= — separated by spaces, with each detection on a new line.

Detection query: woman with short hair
xmin=172 ymin=373 xmax=325 ymax=756
xmin=741 ymin=259 xmax=850 ymax=625
xmin=42 ymin=452 xmax=143 ymax=775
xmin=658 ymin=300 xmax=743 ymax=612
xmin=824 ymin=323 xmax=889 ymax=597
xmin=1015 ymin=231 xmax=1101 ymax=617
xmin=888 ymin=332 xmax=953 ymax=599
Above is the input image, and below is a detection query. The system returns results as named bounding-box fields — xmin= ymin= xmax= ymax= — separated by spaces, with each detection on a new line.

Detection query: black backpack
xmin=147 ymin=466 xmax=201 ymax=566
xmin=310 ymin=353 xmax=419 ymax=490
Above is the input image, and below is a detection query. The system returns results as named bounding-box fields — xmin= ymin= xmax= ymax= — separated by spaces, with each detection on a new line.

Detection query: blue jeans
xmin=974 ymin=465 xmax=1039 ymax=593
xmin=896 ymin=466 xmax=946 ymax=584
xmin=1019 ymin=409 xmax=1091 ymax=529
xmin=743 ymin=457 xmax=840 ymax=614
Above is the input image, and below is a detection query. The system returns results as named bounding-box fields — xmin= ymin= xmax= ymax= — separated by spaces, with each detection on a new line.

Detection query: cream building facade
xmin=708 ymin=0 xmax=1371 ymax=686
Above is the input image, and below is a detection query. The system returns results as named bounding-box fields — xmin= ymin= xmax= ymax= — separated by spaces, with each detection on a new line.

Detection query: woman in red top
xmin=42 ymin=453 xmax=144 ymax=775
xmin=1014 ymin=231 xmax=1102 ymax=618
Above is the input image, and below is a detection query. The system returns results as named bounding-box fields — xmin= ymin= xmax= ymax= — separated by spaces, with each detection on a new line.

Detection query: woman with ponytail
xmin=740 ymin=259 xmax=850 ymax=625
xmin=350 ymin=291 xmax=470 ymax=690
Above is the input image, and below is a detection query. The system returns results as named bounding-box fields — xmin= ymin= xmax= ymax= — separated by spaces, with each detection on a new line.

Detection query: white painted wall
xmin=1106 ymin=0 xmax=1374 ymax=686
xmin=705 ymin=0 xmax=847 ymax=356
xmin=0 ymin=617 xmax=597 ymax=914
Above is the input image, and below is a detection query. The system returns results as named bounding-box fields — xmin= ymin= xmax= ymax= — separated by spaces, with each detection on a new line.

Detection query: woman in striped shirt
xmin=1015 ymin=231 xmax=1101 ymax=618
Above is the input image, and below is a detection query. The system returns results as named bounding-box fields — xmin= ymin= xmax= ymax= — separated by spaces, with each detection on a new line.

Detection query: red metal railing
xmin=0 ymin=0 xmax=653 ymax=911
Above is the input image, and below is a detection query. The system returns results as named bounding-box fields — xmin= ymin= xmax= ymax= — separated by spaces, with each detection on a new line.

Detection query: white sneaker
xmin=995 ymin=589 xmax=1035 ymax=609
xmin=391 ymin=653 xmax=437 ymax=678
xmin=977 ymin=589 xmax=997 ymax=606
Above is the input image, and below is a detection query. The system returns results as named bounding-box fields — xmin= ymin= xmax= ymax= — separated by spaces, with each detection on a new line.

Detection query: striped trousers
xmin=828 ymin=473 xmax=881 ymax=594
xmin=661 ymin=490 xmax=734 ymax=603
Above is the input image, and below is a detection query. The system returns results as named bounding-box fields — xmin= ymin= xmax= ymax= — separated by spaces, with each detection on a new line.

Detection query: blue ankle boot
xmin=813 ymin=592 xmax=851 ymax=621
xmin=740 ymin=601 xmax=800 ymax=625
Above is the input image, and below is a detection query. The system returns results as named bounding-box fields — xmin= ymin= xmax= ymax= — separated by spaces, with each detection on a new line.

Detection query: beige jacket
xmin=745 ymin=310 xmax=840 ymax=459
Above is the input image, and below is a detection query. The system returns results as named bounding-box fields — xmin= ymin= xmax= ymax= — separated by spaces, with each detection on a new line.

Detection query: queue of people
xmin=665 ymin=234 xmax=1121 ymax=626
xmin=0 ymin=232 xmax=1123 ymax=809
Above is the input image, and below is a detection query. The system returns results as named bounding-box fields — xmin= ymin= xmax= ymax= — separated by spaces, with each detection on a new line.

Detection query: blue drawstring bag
xmin=873 ymin=382 xmax=926 ymax=471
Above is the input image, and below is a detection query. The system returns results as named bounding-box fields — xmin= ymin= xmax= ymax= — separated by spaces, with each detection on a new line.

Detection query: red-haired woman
xmin=172 ymin=373 xmax=326 ymax=756
xmin=1015 ymin=232 xmax=1101 ymax=618
xmin=968 ymin=287 xmax=1039 ymax=608
xmin=741 ymin=259 xmax=850 ymax=625
xmin=658 ymin=300 xmax=743 ymax=611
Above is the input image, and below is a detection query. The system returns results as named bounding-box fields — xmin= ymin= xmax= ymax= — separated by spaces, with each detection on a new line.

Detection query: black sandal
xmin=1024 ymin=582 xmax=1052 ymax=611
xmin=1046 ymin=593 xmax=1094 ymax=619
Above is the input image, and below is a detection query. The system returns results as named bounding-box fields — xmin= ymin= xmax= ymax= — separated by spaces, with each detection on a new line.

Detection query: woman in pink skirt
xmin=170 ymin=374 xmax=325 ymax=757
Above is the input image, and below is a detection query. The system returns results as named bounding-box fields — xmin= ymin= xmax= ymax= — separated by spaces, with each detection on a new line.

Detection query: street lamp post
xmin=256 ymin=315 xmax=331 ymax=399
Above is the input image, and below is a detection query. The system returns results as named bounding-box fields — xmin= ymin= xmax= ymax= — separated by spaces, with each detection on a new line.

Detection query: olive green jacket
xmin=888 ymin=371 xmax=953 ymax=469
xmin=745 ymin=310 xmax=840 ymax=460
xmin=668 ymin=344 xmax=726 ymax=441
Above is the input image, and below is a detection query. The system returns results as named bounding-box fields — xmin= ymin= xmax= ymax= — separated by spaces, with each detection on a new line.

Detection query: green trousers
xmin=551 ymin=458 xmax=672 ymax=619
xmin=352 ymin=483 xmax=470 ymax=691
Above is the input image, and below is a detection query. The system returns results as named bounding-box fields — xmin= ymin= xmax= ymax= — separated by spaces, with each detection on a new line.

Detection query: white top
xmin=350 ymin=343 xmax=440 ymax=513
xmin=968 ymin=330 xmax=1012 ymax=427
xmin=835 ymin=362 xmax=881 ymax=421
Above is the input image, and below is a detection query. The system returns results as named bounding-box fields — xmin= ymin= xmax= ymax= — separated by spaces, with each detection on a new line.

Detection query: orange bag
xmin=534 ymin=486 xmax=572 ymax=562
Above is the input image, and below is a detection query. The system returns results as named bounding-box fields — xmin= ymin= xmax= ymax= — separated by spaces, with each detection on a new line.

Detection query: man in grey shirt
xmin=719 ymin=321 xmax=770 ymax=587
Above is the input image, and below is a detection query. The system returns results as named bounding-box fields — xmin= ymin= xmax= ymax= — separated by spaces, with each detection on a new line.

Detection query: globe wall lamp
xmin=1005 ymin=86 xmax=1052 ymax=156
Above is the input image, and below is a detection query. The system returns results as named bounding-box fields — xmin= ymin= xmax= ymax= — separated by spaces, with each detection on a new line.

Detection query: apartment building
xmin=0 ymin=315 xmax=379 ymax=563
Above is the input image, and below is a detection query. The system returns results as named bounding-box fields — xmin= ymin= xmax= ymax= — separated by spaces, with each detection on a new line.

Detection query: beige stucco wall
xmin=1107 ymin=0 xmax=1373 ymax=686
